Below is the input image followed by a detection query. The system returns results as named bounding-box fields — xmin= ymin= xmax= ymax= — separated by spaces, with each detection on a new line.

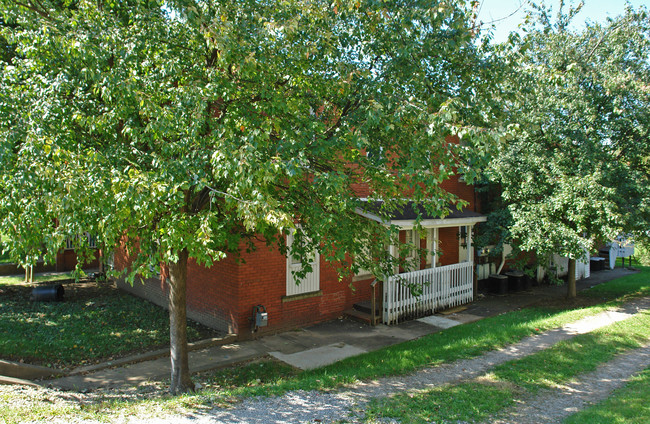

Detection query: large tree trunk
xmin=567 ymin=258 xmax=577 ymax=299
xmin=167 ymin=248 xmax=194 ymax=394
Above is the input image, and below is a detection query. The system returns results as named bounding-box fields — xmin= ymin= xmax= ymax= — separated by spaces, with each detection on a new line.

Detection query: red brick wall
xmin=114 ymin=236 xmax=373 ymax=337
xmin=55 ymin=249 xmax=99 ymax=272
xmin=185 ymin=257 xmax=240 ymax=334
xmin=231 ymin=238 xmax=372 ymax=337
xmin=437 ymin=227 xmax=460 ymax=266
xmin=113 ymin=243 xmax=240 ymax=334
xmin=440 ymin=175 xmax=478 ymax=212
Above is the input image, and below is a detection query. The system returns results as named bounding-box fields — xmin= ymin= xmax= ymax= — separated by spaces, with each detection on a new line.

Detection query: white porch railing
xmin=383 ymin=262 xmax=474 ymax=325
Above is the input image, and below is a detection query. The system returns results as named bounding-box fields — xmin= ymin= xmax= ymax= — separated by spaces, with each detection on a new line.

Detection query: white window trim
xmin=285 ymin=229 xmax=320 ymax=297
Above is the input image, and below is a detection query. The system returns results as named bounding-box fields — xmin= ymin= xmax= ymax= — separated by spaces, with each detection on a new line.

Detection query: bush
xmin=0 ymin=243 xmax=11 ymax=263
xmin=635 ymin=239 xmax=650 ymax=266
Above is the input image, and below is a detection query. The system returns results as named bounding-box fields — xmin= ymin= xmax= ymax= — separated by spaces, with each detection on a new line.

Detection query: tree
xmin=0 ymin=0 xmax=502 ymax=393
xmin=488 ymin=1 xmax=650 ymax=298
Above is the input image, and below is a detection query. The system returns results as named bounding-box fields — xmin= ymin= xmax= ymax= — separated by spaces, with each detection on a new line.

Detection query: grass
xmin=193 ymin=305 xmax=611 ymax=401
xmin=364 ymin=381 xmax=516 ymax=424
xmin=365 ymin=309 xmax=650 ymax=423
xmin=0 ymin=279 xmax=218 ymax=369
xmin=584 ymin=261 xmax=650 ymax=300
xmin=0 ymin=272 xmax=75 ymax=285
xmin=492 ymin=311 xmax=650 ymax=392
xmin=563 ymin=366 xmax=650 ymax=424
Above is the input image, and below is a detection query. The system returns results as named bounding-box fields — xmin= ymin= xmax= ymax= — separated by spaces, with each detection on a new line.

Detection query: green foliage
xmin=0 ymin=0 xmax=505 ymax=391
xmin=0 ymin=231 xmax=10 ymax=262
xmin=634 ymin=240 xmax=650 ymax=266
xmin=0 ymin=0 xmax=504 ymax=280
xmin=487 ymin=3 xmax=650 ymax=262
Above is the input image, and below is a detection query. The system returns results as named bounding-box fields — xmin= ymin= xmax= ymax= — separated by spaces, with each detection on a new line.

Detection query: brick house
xmin=115 ymin=167 xmax=486 ymax=338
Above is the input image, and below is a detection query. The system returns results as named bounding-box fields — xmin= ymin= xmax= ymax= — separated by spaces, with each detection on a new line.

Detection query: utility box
xmin=256 ymin=311 xmax=268 ymax=327
xmin=253 ymin=305 xmax=268 ymax=328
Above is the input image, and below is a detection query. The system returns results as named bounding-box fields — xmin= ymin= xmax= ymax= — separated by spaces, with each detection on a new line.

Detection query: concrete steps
xmin=344 ymin=300 xmax=381 ymax=325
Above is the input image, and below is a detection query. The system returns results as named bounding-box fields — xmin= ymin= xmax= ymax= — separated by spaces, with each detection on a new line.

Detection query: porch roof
xmin=356 ymin=200 xmax=487 ymax=229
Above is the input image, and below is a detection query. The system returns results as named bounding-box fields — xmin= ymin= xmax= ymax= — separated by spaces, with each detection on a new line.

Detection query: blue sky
xmin=475 ymin=0 xmax=650 ymax=43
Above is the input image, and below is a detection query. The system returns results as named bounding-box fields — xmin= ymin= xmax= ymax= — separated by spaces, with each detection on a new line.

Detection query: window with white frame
xmin=354 ymin=244 xmax=376 ymax=279
xmin=286 ymin=230 xmax=320 ymax=296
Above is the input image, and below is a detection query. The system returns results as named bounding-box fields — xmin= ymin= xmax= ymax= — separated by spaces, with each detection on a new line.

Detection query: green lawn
xmin=0 ymin=279 xmax=218 ymax=369
xmin=584 ymin=260 xmax=650 ymax=300
xmin=364 ymin=310 xmax=650 ymax=423
xmin=563 ymin=366 xmax=650 ymax=424
xmin=0 ymin=272 xmax=75 ymax=285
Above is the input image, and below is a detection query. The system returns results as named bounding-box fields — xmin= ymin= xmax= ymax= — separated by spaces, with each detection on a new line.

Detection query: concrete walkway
xmin=43 ymin=267 xmax=637 ymax=391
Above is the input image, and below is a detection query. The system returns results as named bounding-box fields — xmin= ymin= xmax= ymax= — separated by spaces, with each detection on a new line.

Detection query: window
xmin=354 ymin=245 xmax=374 ymax=279
xmin=65 ymin=232 xmax=97 ymax=250
xmin=286 ymin=230 xmax=320 ymax=296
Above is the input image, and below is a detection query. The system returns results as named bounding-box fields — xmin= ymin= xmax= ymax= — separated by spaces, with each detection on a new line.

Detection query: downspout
xmin=496 ymin=244 xmax=512 ymax=274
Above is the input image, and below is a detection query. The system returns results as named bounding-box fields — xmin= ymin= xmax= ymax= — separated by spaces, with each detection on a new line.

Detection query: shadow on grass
xmin=0 ymin=281 xmax=217 ymax=369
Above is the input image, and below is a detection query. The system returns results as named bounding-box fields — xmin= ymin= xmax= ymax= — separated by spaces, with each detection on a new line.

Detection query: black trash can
xmin=523 ymin=273 xmax=534 ymax=291
xmin=31 ymin=284 xmax=65 ymax=301
xmin=506 ymin=271 xmax=524 ymax=292
xmin=489 ymin=274 xmax=508 ymax=295
xmin=590 ymin=257 xmax=605 ymax=272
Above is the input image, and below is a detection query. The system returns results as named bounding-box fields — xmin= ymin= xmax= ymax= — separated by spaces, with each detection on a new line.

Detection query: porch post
xmin=432 ymin=227 xmax=439 ymax=268
xmin=468 ymin=224 xmax=477 ymax=299
xmin=467 ymin=225 xmax=473 ymax=264
xmin=389 ymin=243 xmax=398 ymax=275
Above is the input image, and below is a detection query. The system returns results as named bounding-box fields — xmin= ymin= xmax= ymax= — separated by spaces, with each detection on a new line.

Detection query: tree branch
xmin=14 ymin=0 xmax=51 ymax=20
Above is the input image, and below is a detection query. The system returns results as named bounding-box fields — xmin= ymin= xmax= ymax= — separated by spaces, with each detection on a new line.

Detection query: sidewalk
xmin=45 ymin=267 xmax=637 ymax=391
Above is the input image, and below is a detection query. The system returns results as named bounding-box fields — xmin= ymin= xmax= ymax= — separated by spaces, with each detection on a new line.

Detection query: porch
xmin=352 ymin=201 xmax=487 ymax=325
xmin=382 ymin=261 xmax=474 ymax=325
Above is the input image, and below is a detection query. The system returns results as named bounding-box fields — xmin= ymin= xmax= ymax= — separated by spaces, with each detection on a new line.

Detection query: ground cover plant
xmin=0 ymin=279 xmax=219 ymax=369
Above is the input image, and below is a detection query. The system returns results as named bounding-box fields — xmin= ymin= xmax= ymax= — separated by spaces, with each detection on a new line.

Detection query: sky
xmin=475 ymin=0 xmax=650 ymax=43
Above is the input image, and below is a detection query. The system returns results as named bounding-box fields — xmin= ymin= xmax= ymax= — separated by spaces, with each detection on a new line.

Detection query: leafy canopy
xmin=486 ymin=2 xmax=650 ymax=261
xmin=0 ymin=0 xmax=503 ymax=277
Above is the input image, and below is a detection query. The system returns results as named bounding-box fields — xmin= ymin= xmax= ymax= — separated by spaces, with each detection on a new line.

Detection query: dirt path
xmin=489 ymin=342 xmax=650 ymax=424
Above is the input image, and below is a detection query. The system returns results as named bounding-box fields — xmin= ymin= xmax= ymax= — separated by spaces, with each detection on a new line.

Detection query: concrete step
xmin=353 ymin=300 xmax=380 ymax=315
xmin=343 ymin=308 xmax=373 ymax=325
